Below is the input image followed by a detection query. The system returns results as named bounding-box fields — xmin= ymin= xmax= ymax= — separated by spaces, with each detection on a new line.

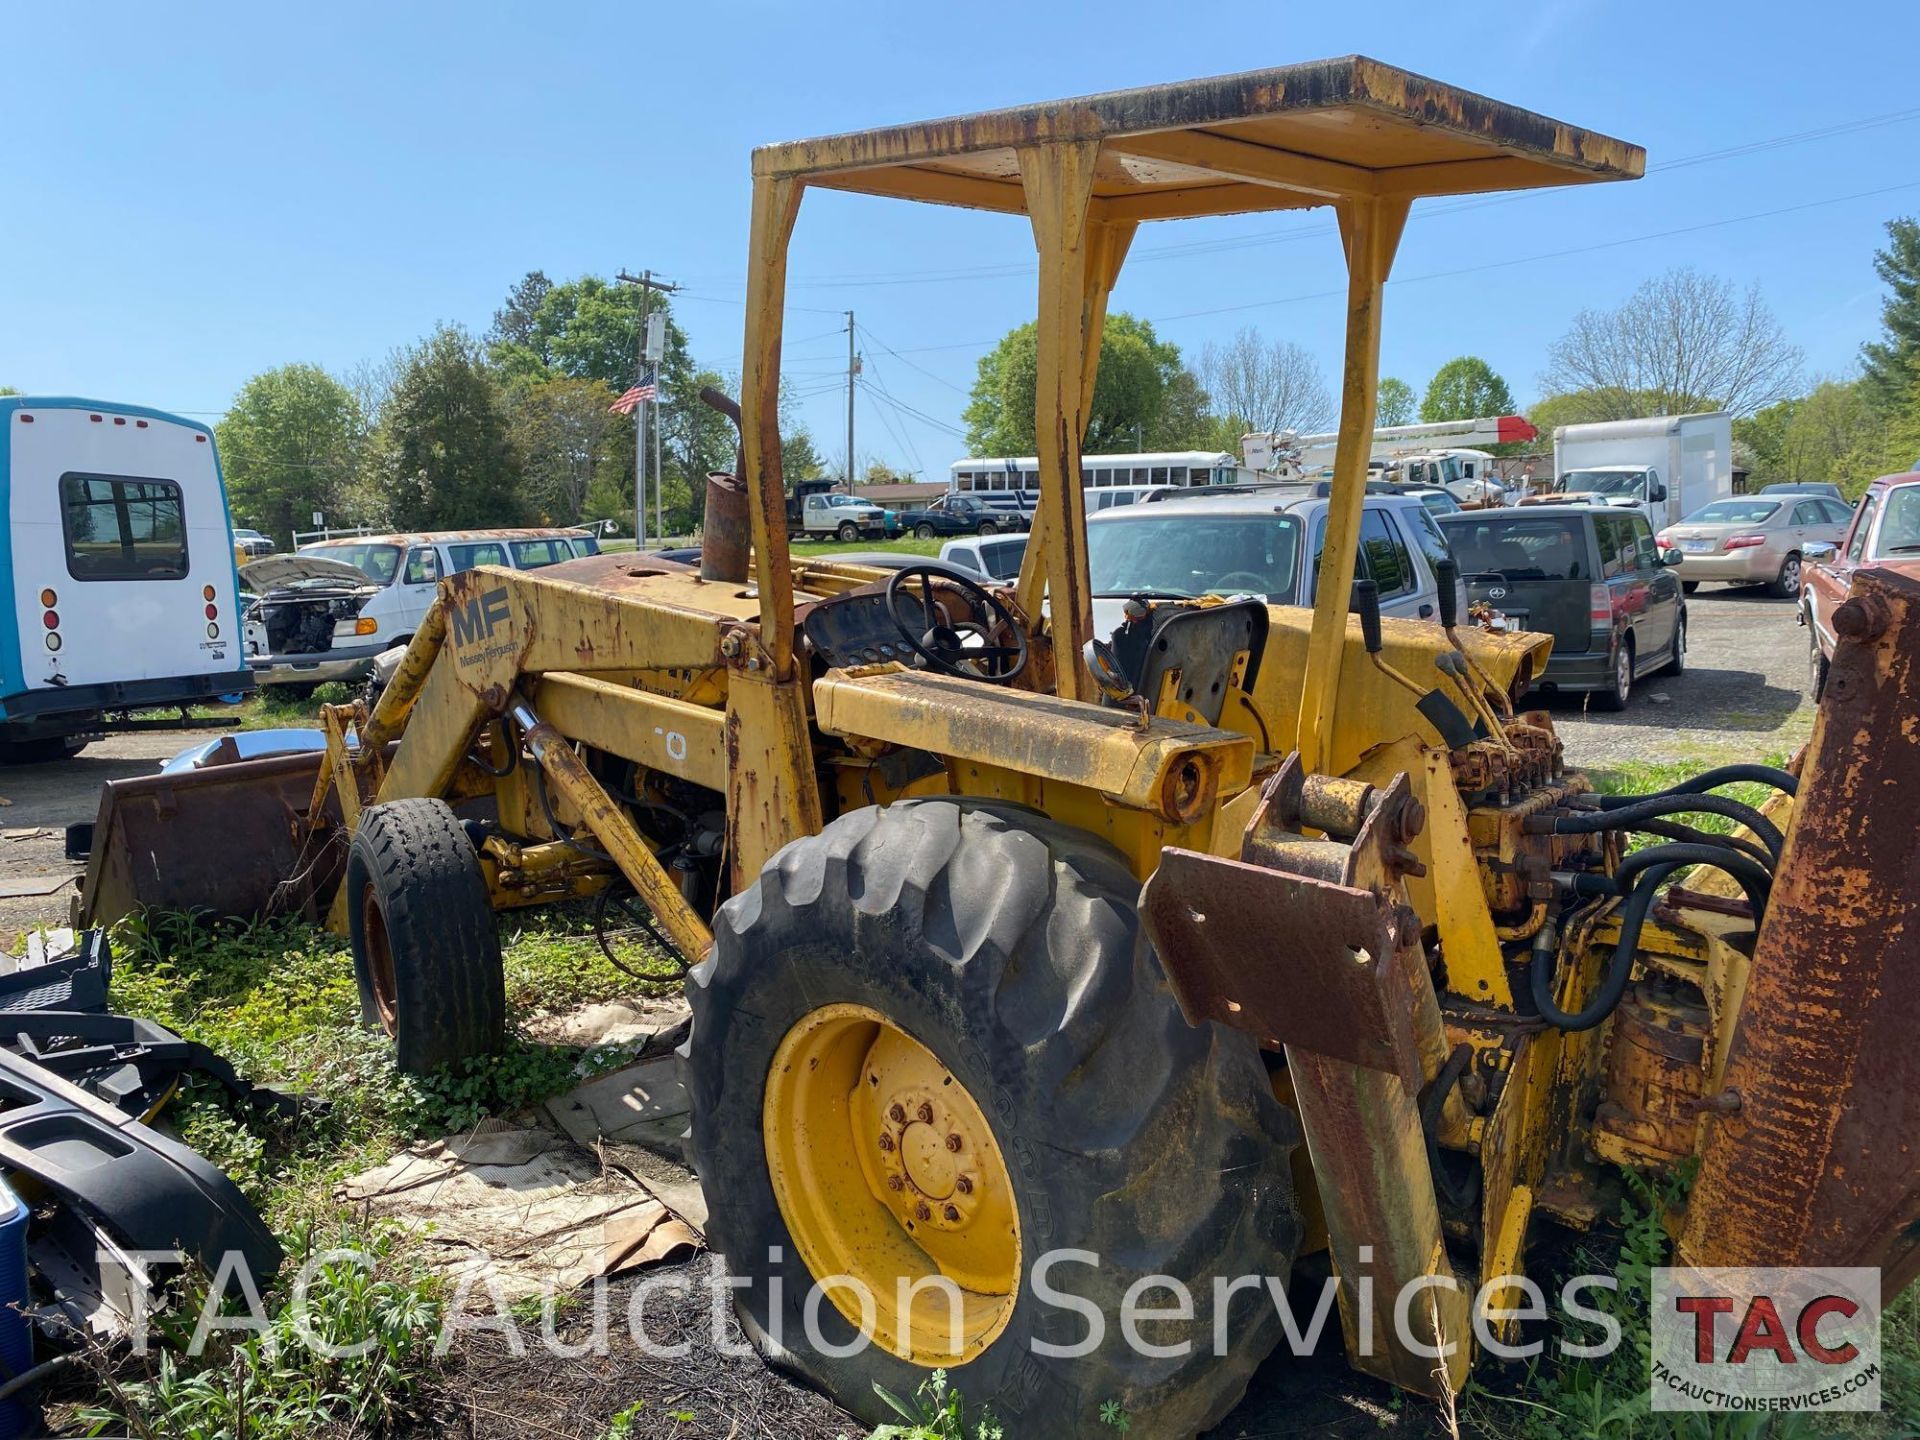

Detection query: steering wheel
xmin=884 ymin=565 xmax=1029 ymax=683
xmin=1209 ymin=572 xmax=1270 ymax=593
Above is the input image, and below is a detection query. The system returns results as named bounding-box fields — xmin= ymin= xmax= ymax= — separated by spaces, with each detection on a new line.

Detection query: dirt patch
xmin=407 ymin=1253 xmax=862 ymax=1440
xmin=0 ymin=731 xmax=197 ymax=946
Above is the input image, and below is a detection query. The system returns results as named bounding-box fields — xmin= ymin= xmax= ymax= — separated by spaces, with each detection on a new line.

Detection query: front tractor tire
xmin=687 ymin=800 xmax=1300 ymax=1439
xmin=346 ymin=798 xmax=505 ymax=1075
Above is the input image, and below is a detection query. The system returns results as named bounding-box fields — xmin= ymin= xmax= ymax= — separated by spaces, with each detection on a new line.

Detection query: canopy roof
xmin=756 ymin=56 xmax=1643 ymax=221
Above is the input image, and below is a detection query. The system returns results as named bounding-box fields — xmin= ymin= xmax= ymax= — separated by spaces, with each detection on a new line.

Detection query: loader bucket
xmin=1680 ymin=566 xmax=1920 ymax=1290
xmin=76 ymin=750 xmax=347 ymax=929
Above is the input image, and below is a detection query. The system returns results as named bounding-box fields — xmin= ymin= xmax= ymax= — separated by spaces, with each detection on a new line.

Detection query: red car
xmin=1800 ymin=470 xmax=1920 ymax=699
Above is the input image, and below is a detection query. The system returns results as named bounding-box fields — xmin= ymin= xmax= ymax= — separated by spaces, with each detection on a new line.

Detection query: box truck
xmin=1544 ymin=412 xmax=1733 ymax=531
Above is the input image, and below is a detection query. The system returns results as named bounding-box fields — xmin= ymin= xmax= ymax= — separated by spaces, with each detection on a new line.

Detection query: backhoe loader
xmin=79 ymin=58 xmax=1920 ymax=1437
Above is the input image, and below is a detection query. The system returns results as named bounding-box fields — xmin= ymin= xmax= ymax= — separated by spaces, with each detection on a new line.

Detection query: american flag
xmin=609 ymin=383 xmax=657 ymax=415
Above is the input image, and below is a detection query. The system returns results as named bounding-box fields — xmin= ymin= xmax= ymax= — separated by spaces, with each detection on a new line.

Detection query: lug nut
xmin=955 ymin=1176 xmax=974 ymax=1195
xmin=945 ymin=1133 xmax=963 ymax=1153
xmin=887 ymin=1103 xmax=906 ymax=1123
xmin=887 ymin=1175 xmax=905 ymax=1192
xmin=915 ymin=1201 xmax=931 ymax=1222
xmin=943 ymin=1205 xmax=960 ymax=1222
xmin=917 ymin=1102 xmax=934 ymax=1124
xmin=878 ymin=1134 xmax=895 ymax=1152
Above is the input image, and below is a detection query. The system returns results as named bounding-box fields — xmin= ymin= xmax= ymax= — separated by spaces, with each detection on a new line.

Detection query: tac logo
xmin=1651 ymin=1266 xmax=1881 ymax=1413
xmin=449 ymin=586 xmax=513 ymax=649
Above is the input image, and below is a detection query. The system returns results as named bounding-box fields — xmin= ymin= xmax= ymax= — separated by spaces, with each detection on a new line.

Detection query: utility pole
xmin=617 ymin=269 xmax=679 ymax=544
xmin=845 ymin=310 xmax=859 ymax=491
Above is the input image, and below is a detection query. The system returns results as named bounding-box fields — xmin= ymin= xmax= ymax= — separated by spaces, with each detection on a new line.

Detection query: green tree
xmin=1736 ymin=380 xmax=1877 ymax=487
xmin=490 ymin=270 xmax=553 ymax=355
xmin=507 ymin=376 xmax=622 ymax=524
xmin=490 ymin=272 xmax=728 ymax=530
xmin=963 ymin=313 xmax=1200 ymax=455
xmin=370 ymin=326 xmax=525 ymax=529
xmin=1420 ymin=356 xmax=1516 ymax=423
xmin=1862 ymin=218 xmax=1920 ymax=409
xmin=215 ymin=364 xmax=363 ymax=546
xmin=1376 ymin=376 xmax=1416 ymax=428
xmin=782 ymin=429 xmax=826 ymax=485
xmin=1836 ymin=373 xmax=1920 ymax=496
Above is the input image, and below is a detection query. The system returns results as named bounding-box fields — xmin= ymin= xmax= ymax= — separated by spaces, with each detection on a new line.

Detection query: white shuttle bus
xmin=949 ymin=451 xmax=1241 ymax=517
xmin=1 ymin=397 xmax=250 ymax=761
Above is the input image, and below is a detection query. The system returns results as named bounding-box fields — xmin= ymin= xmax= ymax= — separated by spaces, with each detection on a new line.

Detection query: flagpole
xmin=616 ymin=268 xmax=680 ymax=551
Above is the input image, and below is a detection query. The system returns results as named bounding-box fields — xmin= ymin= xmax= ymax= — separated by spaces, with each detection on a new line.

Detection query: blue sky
xmin=4 ymin=0 xmax=1918 ymax=479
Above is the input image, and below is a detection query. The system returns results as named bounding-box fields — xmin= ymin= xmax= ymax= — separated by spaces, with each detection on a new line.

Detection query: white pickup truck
xmin=787 ymin=484 xmax=899 ymax=541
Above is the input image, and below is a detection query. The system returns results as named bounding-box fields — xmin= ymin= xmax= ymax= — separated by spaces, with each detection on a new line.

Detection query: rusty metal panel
xmin=78 ymin=751 xmax=346 ymax=927
xmin=1141 ymin=847 xmax=1422 ymax=1083
xmin=1680 ymin=569 xmax=1920 ymax=1290
xmin=755 ymin=58 xmax=1643 ymax=214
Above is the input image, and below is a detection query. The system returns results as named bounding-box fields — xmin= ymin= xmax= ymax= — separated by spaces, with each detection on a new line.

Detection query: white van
xmin=243 ymin=528 xmax=599 ymax=686
xmin=1 ymin=397 xmax=250 ymax=761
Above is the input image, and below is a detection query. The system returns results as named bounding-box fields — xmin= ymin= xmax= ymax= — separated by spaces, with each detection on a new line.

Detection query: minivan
xmin=1437 ymin=504 xmax=1685 ymax=710
xmin=243 ymin=527 xmax=599 ymax=687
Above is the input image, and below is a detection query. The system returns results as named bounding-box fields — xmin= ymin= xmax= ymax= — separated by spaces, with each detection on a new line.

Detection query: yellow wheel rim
xmin=763 ymin=1003 xmax=1021 ymax=1365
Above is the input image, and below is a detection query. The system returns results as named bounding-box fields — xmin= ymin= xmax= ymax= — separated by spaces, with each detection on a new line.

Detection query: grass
xmin=184 ymin=682 xmax=344 ymax=732
xmin=105 ymin=904 xmax=674 ymax=1228
xmin=1464 ymin=1165 xmax=1920 ymax=1439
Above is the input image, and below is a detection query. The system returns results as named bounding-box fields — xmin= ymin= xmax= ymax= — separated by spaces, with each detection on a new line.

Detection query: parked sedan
xmin=1656 ymin=494 xmax=1852 ymax=598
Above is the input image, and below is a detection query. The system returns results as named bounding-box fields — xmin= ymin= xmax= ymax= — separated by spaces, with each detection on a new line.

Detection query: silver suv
xmin=1085 ymin=486 xmax=1463 ymax=636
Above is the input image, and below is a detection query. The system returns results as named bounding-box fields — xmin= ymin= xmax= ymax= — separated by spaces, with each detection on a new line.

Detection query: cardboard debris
xmin=546 ymin=1052 xmax=691 ymax=1156
xmin=0 ymin=874 xmax=74 ymax=900
xmin=520 ymin=997 xmax=687 ymax=1050
xmin=1 ymin=827 xmax=53 ymax=842
xmin=339 ymin=1122 xmax=700 ymax=1298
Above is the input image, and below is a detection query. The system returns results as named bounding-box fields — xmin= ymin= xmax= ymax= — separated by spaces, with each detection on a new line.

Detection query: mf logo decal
xmin=450 ymin=586 xmax=518 ymax=671
xmin=450 ymin=586 xmax=513 ymax=648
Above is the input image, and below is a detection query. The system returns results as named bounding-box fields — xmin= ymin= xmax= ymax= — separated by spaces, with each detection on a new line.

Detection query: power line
xmin=856 ymin=378 xmax=968 ymax=440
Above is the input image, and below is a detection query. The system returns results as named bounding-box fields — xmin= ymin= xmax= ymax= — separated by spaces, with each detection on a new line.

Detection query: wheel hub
xmin=762 ymin=1003 xmax=1021 ymax=1364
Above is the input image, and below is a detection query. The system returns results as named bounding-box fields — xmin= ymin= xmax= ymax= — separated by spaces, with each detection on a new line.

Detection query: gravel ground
xmin=0 ymin=729 xmax=204 ymax=948
xmin=1536 ymin=582 xmax=1814 ymax=773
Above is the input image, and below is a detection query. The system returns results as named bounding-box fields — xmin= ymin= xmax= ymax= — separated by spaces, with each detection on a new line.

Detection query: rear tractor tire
xmin=346 ymin=798 xmax=505 ymax=1075
xmin=687 ymin=799 xmax=1301 ymax=1439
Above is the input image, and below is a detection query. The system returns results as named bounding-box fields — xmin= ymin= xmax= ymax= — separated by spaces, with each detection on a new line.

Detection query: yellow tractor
xmin=81 ymin=58 xmax=1920 ymax=1438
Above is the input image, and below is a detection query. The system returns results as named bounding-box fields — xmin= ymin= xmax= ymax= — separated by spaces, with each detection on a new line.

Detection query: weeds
xmin=72 ymin=1223 xmax=443 ymax=1440
xmin=862 ymin=1370 xmax=1003 ymax=1439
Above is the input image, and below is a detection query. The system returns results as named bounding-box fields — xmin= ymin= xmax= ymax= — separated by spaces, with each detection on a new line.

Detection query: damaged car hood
xmin=240 ymin=554 xmax=378 ymax=590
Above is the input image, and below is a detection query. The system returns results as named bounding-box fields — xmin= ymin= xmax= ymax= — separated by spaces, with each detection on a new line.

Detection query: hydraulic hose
xmin=1532 ymin=845 xmax=1772 ymax=1034
xmin=1616 ymin=842 xmax=1773 ymax=916
xmin=1532 ymin=865 xmax=1674 ymax=1033
xmin=1626 ymin=816 xmax=1774 ymax=869
xmin=1531 ymin=793 xmax=1784 ymax=863
xmin=1596 ymin=762 xmax=1797 ymax=804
